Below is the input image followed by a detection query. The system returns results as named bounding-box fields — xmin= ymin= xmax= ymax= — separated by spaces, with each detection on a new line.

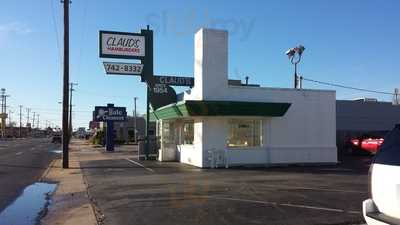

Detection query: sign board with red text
xmin=99 ymin=30 xmax=145 ymax=59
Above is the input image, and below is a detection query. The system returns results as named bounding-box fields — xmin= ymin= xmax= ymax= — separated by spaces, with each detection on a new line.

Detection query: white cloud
xmin=0 ymin=22 xmax=32 ymax=35
xmin=0 ymin=22 xmax=32 ymax=48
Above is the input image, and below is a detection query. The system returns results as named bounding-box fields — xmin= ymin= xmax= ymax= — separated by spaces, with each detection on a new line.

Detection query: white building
xmin=151 ymin=28 xmax=337 ymax=168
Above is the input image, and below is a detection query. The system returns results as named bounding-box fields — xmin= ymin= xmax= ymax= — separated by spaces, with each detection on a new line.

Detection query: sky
xmin=0 ymin=0 xmax=399 ymax=128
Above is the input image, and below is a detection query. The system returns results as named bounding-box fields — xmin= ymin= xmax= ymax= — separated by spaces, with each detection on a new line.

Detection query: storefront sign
xmin=103 ymin=62 xmax=143 ymax=75
xmin=94 ymin=106 xmax=127 ymax=122
xmin=152 ymin=83 xmax=169 ymax=94
xmin=153 ymin=75 xmax=194 ymax=87
xmin=149 ymin=84 xmax=177 ymax=110
xmin=99 ymin=31 xmax=145 ymax=59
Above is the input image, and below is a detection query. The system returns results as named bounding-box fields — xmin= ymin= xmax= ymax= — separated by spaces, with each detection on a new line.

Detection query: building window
xmin=227 ymin=119 xmax=262 ymax=148
xmin=162 ymin=121 xmax=175 ymax=144
xmin=182 ymin=120 xmax=194 ymax=145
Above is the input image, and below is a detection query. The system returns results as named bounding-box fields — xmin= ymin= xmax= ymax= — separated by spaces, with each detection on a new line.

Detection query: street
xmin=0 ymin=138 xmax=60 ymax=211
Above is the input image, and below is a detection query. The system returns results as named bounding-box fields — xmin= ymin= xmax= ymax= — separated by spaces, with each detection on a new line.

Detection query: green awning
xmin=150 ymin=100 xmax=291 ymax=121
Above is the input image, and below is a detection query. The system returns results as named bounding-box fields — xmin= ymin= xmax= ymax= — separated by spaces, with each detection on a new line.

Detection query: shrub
xmin=92 ymin=130 xmax=105 ymax=145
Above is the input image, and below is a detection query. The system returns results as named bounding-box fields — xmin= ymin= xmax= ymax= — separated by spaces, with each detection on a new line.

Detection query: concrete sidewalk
xmin=41 ymin=140 xmax=98 ymax=225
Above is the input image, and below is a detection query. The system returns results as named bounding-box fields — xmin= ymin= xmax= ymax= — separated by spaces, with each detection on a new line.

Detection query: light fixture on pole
xmin=285 ymin=45 xmax=305 ymax=89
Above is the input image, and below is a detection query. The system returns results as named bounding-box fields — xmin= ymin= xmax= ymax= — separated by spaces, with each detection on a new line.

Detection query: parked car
xmin=52 ymin=134 xmax=62 ymax=143
xmin=347 ymin=135 xmax=384 ymax=155
xmin=363 ymin=124 xmax=400 ymax=225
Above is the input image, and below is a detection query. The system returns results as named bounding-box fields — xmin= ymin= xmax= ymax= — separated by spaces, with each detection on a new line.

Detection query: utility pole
xmin=393 ymin=88 xmax=400 ymax=106
xmin=26 ymin=108 xmax=31 ymax=127
xmin=19 ymin=105 xmax=22 ymax=137
xmin=37 ymin=114 xmax=40 ymax=129
xmin=0 ymin=89 xmax=10 ymax=138
xmin=134 ymin=97 xmax=138 ymax=143
xmin=32 ymin=112 xmax=36 ymax=128
xmin=0 ymin=89 xmax=3 ymax=113
xmin=8 ymin=110 xmax=12 ymax=127
xmin=62 ymin=0 xmax=70 ymax=168
xmin=0 ymin=89 xmax=3 ymax=138
xmin=69 ymin=82 xmax=77 ymax=143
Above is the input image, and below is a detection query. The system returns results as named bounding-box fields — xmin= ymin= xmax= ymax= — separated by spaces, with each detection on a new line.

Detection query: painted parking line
xmin=260 ymin=184 xmax=367 ymax=194
xmin=15 ymin=152 xmax=23 ymax=156
xmin=125 ymin=158 xmax=155 ymax=173
xmin=204 ymin=196 xmax=361 ymax=214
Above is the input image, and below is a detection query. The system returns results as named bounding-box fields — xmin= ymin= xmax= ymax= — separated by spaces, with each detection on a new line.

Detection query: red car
xmin=348 ymin=136 xmax=384 ymax=155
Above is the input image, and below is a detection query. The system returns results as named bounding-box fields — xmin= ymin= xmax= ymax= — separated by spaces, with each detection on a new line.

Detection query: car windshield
xmin=374 ymin=125 xmax=400 ymax=166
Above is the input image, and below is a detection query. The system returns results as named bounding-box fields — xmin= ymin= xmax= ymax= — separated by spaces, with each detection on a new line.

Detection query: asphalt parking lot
xmin=79 ymin=146 xmax=371 ymax=225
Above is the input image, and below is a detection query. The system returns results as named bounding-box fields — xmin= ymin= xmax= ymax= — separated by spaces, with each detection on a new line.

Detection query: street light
xmin=286 ymin=45 xmax=305 ymax=89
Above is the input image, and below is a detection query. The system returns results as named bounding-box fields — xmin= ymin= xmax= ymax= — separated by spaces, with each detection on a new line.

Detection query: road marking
xmin=260 ymin=184 xmax=367 ymax=194
xmin=16 ymin=152 xmax=23 ymax=156
xmin=203 ymin=196 xmax=361 ymax=214
xmin=125 ymin=158 xmax=155 ymax=173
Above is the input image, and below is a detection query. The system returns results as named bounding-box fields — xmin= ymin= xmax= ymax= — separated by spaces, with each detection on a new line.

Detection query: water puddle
xmin=0 ymin=182 xmax=57 ymax=225
xmin=49 ymin=149 xmax=62 ymax=154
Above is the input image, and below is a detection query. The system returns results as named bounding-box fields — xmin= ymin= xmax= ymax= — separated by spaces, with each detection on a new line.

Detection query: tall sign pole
xmin=62 ymin=0 xmax=70 ymax=168
xmin=134 ymin=97 xmax=138 ymax=143
xmin=99 ymin=26 xmax=191 ymax=160
xmin=141 ymin=25 xmax=153 ymax=160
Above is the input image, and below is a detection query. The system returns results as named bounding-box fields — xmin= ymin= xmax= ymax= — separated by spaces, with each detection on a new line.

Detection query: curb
xmin=39 ymin=159 xmax=57 ymax=182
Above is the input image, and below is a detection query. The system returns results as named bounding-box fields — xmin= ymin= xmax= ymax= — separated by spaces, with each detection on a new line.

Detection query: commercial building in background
xmin=3 ymin=126 xmax=30 ymax=138
xmin=336 ymin=99 xmax=400 ymax=152
xmin=113 ymin=116 xmax=147 ymax=142
xmin=91 ymin=116 xmax=154 ymax=143
xmin=150 ymin=28 xmax=337 ymax=168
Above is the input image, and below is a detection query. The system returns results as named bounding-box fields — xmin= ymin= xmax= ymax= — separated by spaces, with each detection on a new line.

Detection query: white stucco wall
xmin=191 ymin=28 xmax=228 ymax=100
xmin=181 ymin=86 xmax=337 ymax=167
xmin=159 ymin=28 xmax=337 ymax=167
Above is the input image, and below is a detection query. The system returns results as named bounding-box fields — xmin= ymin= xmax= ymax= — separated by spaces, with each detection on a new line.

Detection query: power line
xmin=10 ymin=105 xmax=92 ymax=113
xmin=301 ymin=77 xmax=394 ymax=96
xmin=50 ymin=0 xmax=62 ymax=62
xmin=76 ymin=0 xmax=88 ymax=79
xmin=76 ymin=89 xmax=134 ymax=99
